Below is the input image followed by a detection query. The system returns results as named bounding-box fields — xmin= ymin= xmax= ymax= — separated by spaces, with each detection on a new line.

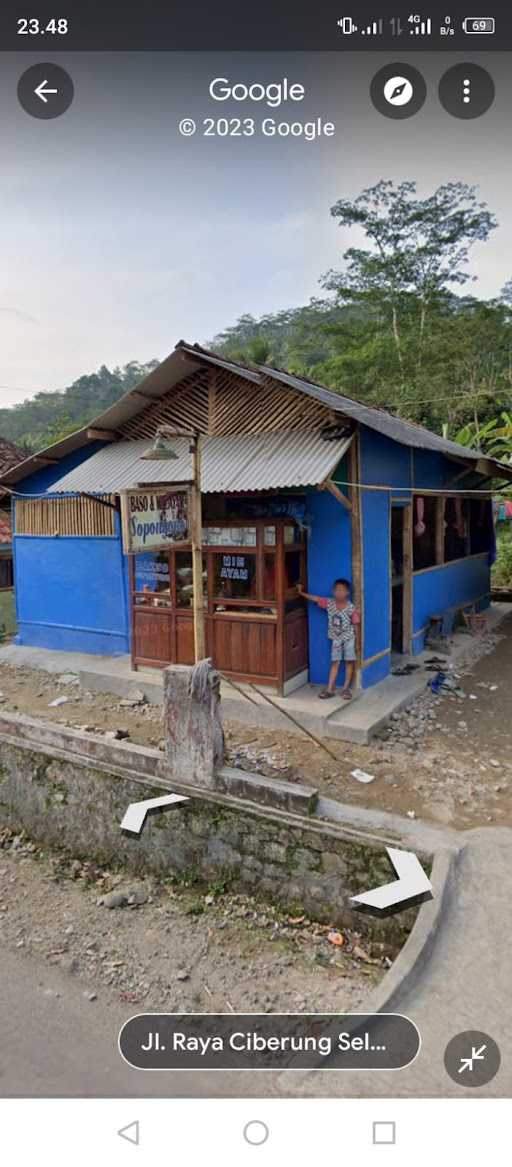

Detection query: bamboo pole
xmin=248 ymin=683 xmax=343 ymax=765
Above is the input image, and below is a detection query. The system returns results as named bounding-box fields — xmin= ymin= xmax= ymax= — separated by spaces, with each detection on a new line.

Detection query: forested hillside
xmin=0 ymin=360 xmax=159 ymax=451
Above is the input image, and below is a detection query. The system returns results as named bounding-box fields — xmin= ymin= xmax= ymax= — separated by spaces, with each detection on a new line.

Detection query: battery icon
xmin=462 ymin=17 xmax=496 ymax=34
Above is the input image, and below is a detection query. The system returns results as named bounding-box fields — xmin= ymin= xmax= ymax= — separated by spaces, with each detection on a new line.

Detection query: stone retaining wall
xmin=0 ymin=722 xmax=418 ymax=944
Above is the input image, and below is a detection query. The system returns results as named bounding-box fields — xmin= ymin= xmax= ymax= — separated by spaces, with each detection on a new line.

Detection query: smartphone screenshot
xmin=0 ymin=1 xmax=510 ymax=1161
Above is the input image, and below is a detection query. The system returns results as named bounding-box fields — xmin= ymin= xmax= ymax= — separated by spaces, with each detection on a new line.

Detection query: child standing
xmin=298 ymin=578 xmax=360 ymax=700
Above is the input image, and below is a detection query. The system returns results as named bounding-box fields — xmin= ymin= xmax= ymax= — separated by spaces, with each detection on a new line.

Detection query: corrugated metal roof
xmin=260 ymin=365 xmax=483 ymax=461
xmin=44 ymin=431 xmax=352 ymax=495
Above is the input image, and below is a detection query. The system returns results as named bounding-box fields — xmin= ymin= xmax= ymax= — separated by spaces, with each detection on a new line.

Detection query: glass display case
xmin=129 ymin=517 xmax=308 ymax=691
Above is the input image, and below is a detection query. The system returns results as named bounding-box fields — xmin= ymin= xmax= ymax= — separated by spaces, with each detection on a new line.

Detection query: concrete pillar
xmin=163 ymin=659 xmax=224 ymax=789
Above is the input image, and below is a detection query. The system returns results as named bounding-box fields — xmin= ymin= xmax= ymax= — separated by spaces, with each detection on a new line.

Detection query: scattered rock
xmin=48 ymin=696 xmax=71 ymax=708
xmin=119 ymin=690 xmax=146 ymax=708
xmin=100 ymin=891 xmax=128 ymax=909
xmin=350 ymin=769 xmax=375 ymax=785
xmin=127 ymin=887 xmax=148 ymax=907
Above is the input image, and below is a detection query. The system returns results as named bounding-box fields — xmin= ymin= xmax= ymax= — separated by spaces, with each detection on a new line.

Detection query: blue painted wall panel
xmin=412 ymin=449 xmax=458 ymax=490
xmin=306 ymin=488 xmax=352 ymax=685
xmin=14 ymin=530 xmax=129 ymax=655
xmin=362 ymin=654 xmax=390 ymax=689
xmin=360 ymin=429 xmax=411 ymax=489
xmin=412 ymin=553 xmax=490 ymax=652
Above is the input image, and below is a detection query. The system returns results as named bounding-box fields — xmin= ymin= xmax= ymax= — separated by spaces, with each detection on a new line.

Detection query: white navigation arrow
xmin=120 ymin=792 xmax=189 ymax=835
xmin=350 ymin=846 xmax=433 ymax=913
xmin=459 ymin=1044 xmax=487 ymax=1074
xmin=35 ymin=79 xmax=58 ymax=103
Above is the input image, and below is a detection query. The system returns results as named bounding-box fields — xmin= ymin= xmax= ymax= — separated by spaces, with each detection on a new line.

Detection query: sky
xmin=0 ymin=50 xmax=510 ymax=406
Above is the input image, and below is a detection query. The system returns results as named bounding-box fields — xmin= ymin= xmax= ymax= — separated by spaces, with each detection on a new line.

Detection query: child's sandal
xmin=318 ymin=689 xmax=335 ymax=699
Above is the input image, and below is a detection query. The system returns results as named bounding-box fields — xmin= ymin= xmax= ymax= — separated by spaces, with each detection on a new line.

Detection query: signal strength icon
xmin=410 ymin=17 xmax=432 ymax=34
xmin=361 ymin=18 xmax=384 ymax=35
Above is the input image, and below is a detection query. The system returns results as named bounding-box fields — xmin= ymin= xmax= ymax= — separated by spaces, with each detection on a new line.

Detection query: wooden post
xmin=190 ymin=435 xmax=206 ymax=662
xmin=349 ymin=434 xmax=363 ymax=687
xmin=402 ymin=502 xmax=413 ymax=654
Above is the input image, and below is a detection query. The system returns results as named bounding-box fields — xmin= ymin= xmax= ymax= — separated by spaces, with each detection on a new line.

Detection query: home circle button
xmin=243 ymin=1120 xmax=270 ymax=1146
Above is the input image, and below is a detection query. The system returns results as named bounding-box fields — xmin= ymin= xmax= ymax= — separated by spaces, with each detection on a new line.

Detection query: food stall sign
xmin=121 ymin=486 xmax=190 ymax=553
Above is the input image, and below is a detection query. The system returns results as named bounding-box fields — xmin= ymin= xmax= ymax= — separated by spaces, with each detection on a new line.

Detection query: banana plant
xmin=455 ymin=412 xmax=512 ymax=462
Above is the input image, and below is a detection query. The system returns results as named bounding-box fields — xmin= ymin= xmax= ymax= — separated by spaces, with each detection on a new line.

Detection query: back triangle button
xmin=118 ymin=1120 xmax=140 ymax=1146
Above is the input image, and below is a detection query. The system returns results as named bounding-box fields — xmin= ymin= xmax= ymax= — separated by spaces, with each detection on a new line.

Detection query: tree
xmin=322 ymin=180 xmax=497 ymax=403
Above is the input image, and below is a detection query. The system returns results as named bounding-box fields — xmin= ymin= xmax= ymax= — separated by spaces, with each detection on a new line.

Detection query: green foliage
xmin=0 ymin=360 xmax=159 ymax=452
xmin=493 ymin=526 xmax=512 ymax=587
xmin=212 ymin=181 xmax=512 ymax=439
xmin=455 ymin=412 xmax=512 ymax=461
xmin=211 ymin=301 xmax=343 ymax=372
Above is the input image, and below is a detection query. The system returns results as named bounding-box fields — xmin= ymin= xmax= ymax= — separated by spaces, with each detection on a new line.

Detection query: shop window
xmin=444 ymin=498 xmax=468 ymax=562
xmin=134 ymin=551 xmax=170 ymax=603
xmin=0 ymin=556 xmax=13 ymax=590
xmin=213 ymin=552 xmax=257 ymax=599
xmin=175 ymin=552 xmax=207 ymax=606
xmin=469 ymin=498 xmax=493 ymax=555
xmin=175 ymin=551 xmax=193 ymax=607
xmin=205 ymin=526 xmax=256 ymax=547
xmin=262 ymin=554 xmax=276 ymax=600
xmin=264 ymin=526 xmax=276 ymax=546
xmin=284 ymin=524 xmax=297 ymax=545
xmin=413 ymin=496 xmax=438 ymax=570
xmin=284 ymin=549 xmax=302 ymax=589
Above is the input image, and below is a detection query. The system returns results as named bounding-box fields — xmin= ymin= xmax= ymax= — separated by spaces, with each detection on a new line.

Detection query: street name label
xmin=119 ymin=1013 xmax=420 ymax=1071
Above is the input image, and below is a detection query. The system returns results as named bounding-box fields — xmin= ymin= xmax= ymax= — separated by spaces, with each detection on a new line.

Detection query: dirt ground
xmin=0 ymin=828 xmax=386 ymax=1013
xmin=2 ymin=622 xmax=507 ymax=1013
xmin=0 ymin=614 xmax=511 ymax=830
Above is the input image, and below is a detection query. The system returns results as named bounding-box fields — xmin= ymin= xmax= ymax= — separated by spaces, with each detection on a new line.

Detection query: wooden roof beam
xmin=320 ymin=479 xmax=352 ymax=512
xmin=86 ymin=428 xmax=117 ymax=441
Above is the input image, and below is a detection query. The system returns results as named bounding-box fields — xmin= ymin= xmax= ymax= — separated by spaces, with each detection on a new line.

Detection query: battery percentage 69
xmin=462 ymin=17 xmax=496 ymax=34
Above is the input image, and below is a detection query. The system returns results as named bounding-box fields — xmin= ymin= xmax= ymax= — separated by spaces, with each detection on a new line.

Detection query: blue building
xmin=3 ymin=342 xmax=510 ymax=694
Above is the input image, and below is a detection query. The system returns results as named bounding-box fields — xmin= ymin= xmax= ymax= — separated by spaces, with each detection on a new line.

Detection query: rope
xmin=330 ymin=479 xmax=501 ymax=495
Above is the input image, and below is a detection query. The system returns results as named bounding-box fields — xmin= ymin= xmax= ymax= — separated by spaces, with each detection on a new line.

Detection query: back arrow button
xmin=18 ymin=63 xmax=74 ymax=119
xmin=118 ymin=1120 xmax=140 ymax=1146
